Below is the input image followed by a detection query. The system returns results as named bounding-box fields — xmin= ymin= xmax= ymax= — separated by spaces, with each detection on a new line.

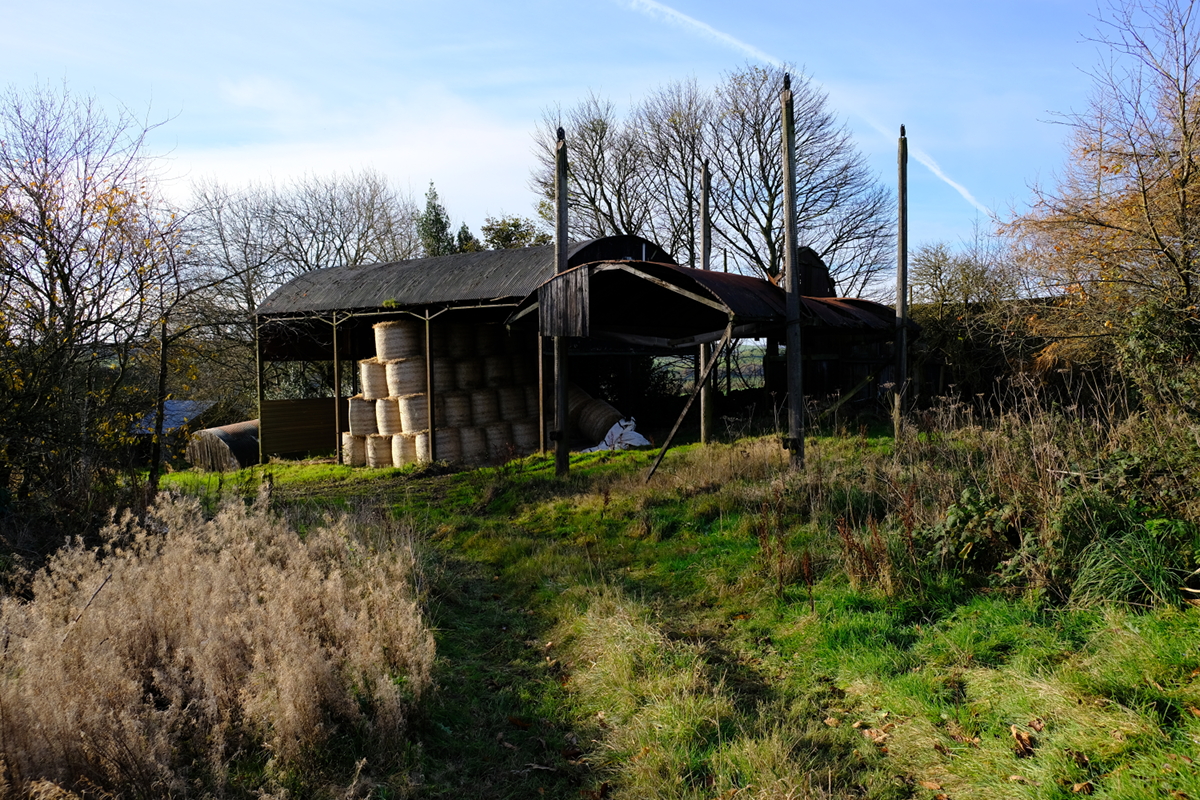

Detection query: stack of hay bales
xmin=341 ymin=320 xmax=546 ymax=467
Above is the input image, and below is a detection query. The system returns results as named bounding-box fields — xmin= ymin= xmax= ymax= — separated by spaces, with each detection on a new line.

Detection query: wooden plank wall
xmin=538 ymin=267 xmax=589 ymax=337
xmin=261 ymin=398 xmax=346 ymax=456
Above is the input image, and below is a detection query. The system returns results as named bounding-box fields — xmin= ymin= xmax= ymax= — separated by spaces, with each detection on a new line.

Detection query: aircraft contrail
xmin=855 ymin=116 xmax=993 ymax=216
xmin=622 ymin=0 xmax=782 ymax=67
xmin=618 ymin=0 xmax=992 ymax=218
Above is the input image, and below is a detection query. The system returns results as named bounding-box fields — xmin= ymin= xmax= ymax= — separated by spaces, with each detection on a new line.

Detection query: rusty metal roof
xmin=255 ymin=235 xmax=673 ymax=317
xmin=512 ymin=259 xmax=899 ymax=334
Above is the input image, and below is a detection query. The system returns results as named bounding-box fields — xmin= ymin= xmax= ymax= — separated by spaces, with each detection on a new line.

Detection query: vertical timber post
xmin=894 ymin=125 xmax=908 ymax=442
xmin=333 ymin=313 xmax=343 ymax=464
xmin=256 ymin=318 xmax=265 ymax=466
xmin=782 ymin=74 xmax=804 ymax=469
xmin=699 ymin=160 xmax=714 ymax=444
xmin=554 ymin=128 xmax=570 ymax=477
xmin=426 ymin=312 xmax=437 ymax=462
xmin=724 ymin=251 xmax=732 ymax=395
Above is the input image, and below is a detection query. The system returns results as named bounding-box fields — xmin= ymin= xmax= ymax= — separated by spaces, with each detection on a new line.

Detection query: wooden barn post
xmin=894 ymin=125 xmax=909 ymax=441
xmin=255 ymin=317 xmax=265 ymax=466
xmin=425 ymin=311 xmax=437 ymax=461
xmin=782 ymin=74 xmax=805 ymax=468
xmin=554 ymin=127 xmax=570 ymax=477
xmin=333 ymin=313 xmax=343 ymax=464
xmin=699 ymin=160 xmax=714 ymax=444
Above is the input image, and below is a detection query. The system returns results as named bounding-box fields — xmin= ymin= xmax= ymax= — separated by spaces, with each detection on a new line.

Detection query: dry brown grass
xmin=0 ymin=488 xmax=433 ymax=798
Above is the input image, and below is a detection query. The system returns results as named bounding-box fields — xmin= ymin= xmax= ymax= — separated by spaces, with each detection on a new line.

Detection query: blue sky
xmin=2 ymin=0 xmax=1103 ymax=263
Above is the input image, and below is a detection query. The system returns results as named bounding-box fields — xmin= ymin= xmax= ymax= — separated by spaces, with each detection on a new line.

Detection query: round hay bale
xmin=442 ymin=392 xmax=473 ymax=427
xmin=567 ymin=383 xmax=593 ymax=432
xmin=483 ymin=355 xmax=512 ymax=387
xmin=348 ymin=395 xmax=378 ymax=436
xmin=470 ymin=388 xmax=500 ymax=425
xmin=497 ymin=386 xmax=527 ymax=421
xmin=342 ymin=433 xmax=366 ymax=467
xmin=475 ymin=324 xmax=501 ymax=356
xmin=431 ymin=357 xmax=456 ymax=392
xmin=385 ymin=357 xmax=426 ymax=397
xmin=393 ymin=432 xmax=419 ymax=465
xmin=511 ymin=419 xmax=539 ymax=454
xmin=525 ymin=384 xmax=541 ymax=418
xmin=414 ymin=430 xmax=431 ymax=462
xmin=459 ymin=426 xmax=488 ymax=463
xmin=485 ymin=421 xmax=514 ymax=460
xmin=397 ymin=393 xmax=429 ymax=433
xmin=455 ymin=358 xmax=484 ymax=390
xmin=366 ymin=434 xmax=394 ymax=468
xmin=391 ymin=433 xmax=413 ymax=465
xmin=434 ymin=428 xmax=462 ymax=462
xmin=374 ymin=320 xmax=423 ymax=360
xmin=360 ymin=358 xmax=388 ymax=400
xmin=376 ymin=397 xmax=402 ymax=434
xmin=446 ymin=323 xmax=474 ymax=359
xmin=577 ymin=398 xmax=623 ymax=442
xmin=186 ymin=420 xmax=259 ymax=471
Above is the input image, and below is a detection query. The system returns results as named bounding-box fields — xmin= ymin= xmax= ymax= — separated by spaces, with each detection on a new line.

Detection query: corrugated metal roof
xmin=516 ymin=260 xmax=900 ymax=332
xmin=633 ymin=263 xmax=786 ymax=322
xmin=256 ymin=235 xmax=672 ymax=317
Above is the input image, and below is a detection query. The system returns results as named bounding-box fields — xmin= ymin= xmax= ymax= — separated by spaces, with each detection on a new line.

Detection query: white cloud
xmin=161 ymin=90 xmax=542 ymax=227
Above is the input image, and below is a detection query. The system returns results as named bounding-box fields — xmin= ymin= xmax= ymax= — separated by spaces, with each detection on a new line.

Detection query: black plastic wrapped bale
xmin=186 ymin=420 xmax=260 ymax=472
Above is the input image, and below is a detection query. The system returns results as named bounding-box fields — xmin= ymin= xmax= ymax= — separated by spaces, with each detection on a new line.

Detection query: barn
xmin=253 ymin=234 xmax=902 ymax=467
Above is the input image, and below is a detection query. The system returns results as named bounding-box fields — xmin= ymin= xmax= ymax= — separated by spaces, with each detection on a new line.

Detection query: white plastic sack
xmin=581 ymin=417 xmax=652 ymax=452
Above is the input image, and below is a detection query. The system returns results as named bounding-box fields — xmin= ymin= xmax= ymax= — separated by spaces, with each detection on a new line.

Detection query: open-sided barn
xmin=253 ymin=234 xmax=904 ymax=467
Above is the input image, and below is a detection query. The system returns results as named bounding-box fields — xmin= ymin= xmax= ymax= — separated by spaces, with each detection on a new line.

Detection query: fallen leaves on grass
xmin=1011 ymin=725 xmax=1036 ymax=758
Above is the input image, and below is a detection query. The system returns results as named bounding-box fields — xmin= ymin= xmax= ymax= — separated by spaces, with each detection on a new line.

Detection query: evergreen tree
xmin=416 ymin=182 xmax=455 ymax=256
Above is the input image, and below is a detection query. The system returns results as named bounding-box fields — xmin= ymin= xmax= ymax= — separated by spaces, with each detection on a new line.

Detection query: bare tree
xmin=533 ymin=94 xmax=653 ymax=242
xmin=532 ymin=65 xmax=893 ymax=295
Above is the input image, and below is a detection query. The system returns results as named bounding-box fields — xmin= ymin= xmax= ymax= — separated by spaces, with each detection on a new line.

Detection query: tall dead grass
xmin=0 ymin=488 xmax=433 ymax=798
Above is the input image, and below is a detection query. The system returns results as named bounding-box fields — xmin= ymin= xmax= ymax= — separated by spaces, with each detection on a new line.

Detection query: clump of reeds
xmin=0 ymin=488 xmax=434 ymax=797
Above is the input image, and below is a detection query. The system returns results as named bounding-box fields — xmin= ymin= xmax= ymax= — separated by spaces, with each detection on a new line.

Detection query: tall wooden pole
xmin=425 ymin=312 xmax=437 ymax=461
xmin=894 ymin=125 xmax=909 ymax=441
xmin=333 ymin=314 xmax=343 ymax=464
xmin=782 ymin=74 xmax=804 ymax=468
xmin=699 ymin=160 xmax=714 ymax=444
xmin=554 ymin=127 xmax=570 ymax=477
xmin=256 ymin=319 xmax=265 ymax=466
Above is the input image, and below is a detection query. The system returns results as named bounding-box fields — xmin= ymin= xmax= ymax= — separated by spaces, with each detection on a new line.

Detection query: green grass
xmin=162 ymin=432 xmax=1200 ymax=799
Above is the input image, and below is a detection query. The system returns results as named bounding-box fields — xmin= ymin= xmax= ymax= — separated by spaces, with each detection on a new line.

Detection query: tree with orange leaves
xmin=1011 ymin=0 xmax=1200 ymax=408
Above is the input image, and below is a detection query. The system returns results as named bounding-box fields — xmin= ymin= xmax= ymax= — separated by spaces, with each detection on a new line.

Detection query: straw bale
xmin=393 ymin=432 xmax=418 ymax=466
xmin=385 ymin=357 xmax=426 ymax=397
xmin=397 ymin=393 xmax=429 ymax=433
xmin=483 ymin=355 xmax=512 ymax=387
xmin=484 ymin=421 xmax=514 ymax=460
xmin=360 ymin=358 xmax=388 ymax=400
xmin=442 ymin=392 xmax=473 ymax=427
xmin=470 ymin=388 xmax=500 ymax=425
xmin=374 ymin=320 xmax=423 ymax=360
xmin=459 ymin=426 xmax=488 ymax=463
xmin=348 ymin=395 xmax=378 ymax=436
xmin=376 ymin=397 xmax=402 ymax=435
xmin=366 ymin=434 xmax=394 ymax=468
xmin=342 ymin=433 xmax=366 ymax=467
xmin=511 ymin=420 xmax=539 ymax=454
xmin=497 ymin=386 xmax=527 ymax=421
xmin=577 ymin=398 xmax=623 ymax=442
xmin=455 ymin=358 xmax=484 ymax=390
